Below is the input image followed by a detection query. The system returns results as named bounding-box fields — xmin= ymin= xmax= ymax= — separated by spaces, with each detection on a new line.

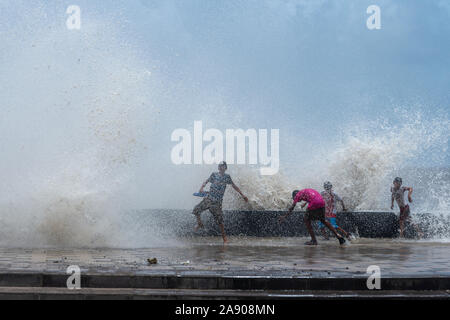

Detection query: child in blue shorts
xmin=319 ymin=182 xmax=352 ymax=240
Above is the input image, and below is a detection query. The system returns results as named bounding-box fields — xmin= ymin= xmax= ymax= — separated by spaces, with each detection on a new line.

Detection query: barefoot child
xmin=391 ymin=177 xmax=422 ymax=238
xmin=279 ymin=188 xmax=346 ymax=246
xmin=319 ymin=181 xmax=352 ymax=240
xmin=192 ymin=161 xmax=248 ymax=243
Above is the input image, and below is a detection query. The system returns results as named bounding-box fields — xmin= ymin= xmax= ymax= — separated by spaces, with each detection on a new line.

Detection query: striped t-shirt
xmin=320 ymin=191 xmax=343 ymax=218
xmin=207 ymin=172 xmax=233 ymax=203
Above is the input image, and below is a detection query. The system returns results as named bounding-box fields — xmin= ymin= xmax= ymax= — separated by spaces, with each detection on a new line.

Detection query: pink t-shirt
xmin=293 ymin=188 xmax=325 ymax=210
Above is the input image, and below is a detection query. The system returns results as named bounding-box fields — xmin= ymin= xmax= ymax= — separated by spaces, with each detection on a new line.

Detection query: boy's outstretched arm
xmin=339 ymin=199 xmax=347 ymax=211
xmin=406 ymin=187 xmax=413 ymax=203
xmin=231 ymin=183 xmax=249 ymax=202
xmin=391 ymin=194 xmax=395 ymax=210
xmin=279 ymin=202 xmax=296 ymax=223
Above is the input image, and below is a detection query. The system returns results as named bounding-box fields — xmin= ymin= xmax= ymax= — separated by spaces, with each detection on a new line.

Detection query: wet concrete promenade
xmin=1 ymin=237 xmax=448 ymax=276
xmin=0 ymin=237 xmax=449 ymax=299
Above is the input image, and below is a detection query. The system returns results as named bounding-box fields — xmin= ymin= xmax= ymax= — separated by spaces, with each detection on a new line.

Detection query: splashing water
xmin=0 ymin=3 xmax=152 ymax=247
xmin=0 ymin=2 xmax=449 ymax=247
xmin=223 ymin=168 xmax=296 ymax=211
xmin=224 ymin=112 xmax=449 ymax=215
xmin=220 ymin=112 xmax=450 ymax=239
xmin=326 ymin=112 xmax=450 ymax=211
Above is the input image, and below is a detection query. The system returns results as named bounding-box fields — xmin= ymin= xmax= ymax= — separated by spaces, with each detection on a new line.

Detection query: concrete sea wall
xmin=137 ymin=210 xmax=437 ymax=238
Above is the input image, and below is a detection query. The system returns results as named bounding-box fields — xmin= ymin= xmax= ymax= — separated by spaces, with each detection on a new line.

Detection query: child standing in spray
xmin=391 ymin=177 xmax=423 ymax=238
xmin=319 ymin=182 xmax=352 ymax=240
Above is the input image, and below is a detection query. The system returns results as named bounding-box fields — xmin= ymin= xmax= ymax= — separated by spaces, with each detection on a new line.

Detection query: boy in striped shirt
xmin=319 ymin=181 xmax=352 ymax=240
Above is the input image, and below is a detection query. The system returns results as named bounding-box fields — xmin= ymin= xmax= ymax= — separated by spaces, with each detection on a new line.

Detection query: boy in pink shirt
xmin=279 ymin=188 xmax=346 ymax=245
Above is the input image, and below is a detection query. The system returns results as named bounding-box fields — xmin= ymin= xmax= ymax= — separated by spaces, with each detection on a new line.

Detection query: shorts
xmin=399 ymin=205 xmax=411 ymax=222
xmin=304 ymin=207 xmax=326 ymax=221
xmin=318 ymin=217 xmax=338 ymax=229
xmin=192 ymin=197 xmax=224 ymax=225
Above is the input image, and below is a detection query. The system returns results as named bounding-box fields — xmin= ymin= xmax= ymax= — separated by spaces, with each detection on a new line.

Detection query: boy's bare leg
xmin=219 ymin=224 xmax=228 ymax=244
xmin=304 ymin=216 xmax=318 ymax=244
xmin=194 ymin=214 xmax=204 ymax=231
xmin=193 ymin=200 xmax=209 ymax=232
xmin=337 ymin=227 xmax=350 ymax=238
xmin=211 ymin=206 xmax=227 ymax=244
xmin=399 ymin=219 xmax=405 ymax=237
xmin=322 ymin=219 xmax=344 ymax=240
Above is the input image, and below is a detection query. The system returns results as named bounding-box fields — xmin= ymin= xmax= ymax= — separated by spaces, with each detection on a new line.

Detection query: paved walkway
xmin=0 ymin=237 xmax=449 ymax=277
